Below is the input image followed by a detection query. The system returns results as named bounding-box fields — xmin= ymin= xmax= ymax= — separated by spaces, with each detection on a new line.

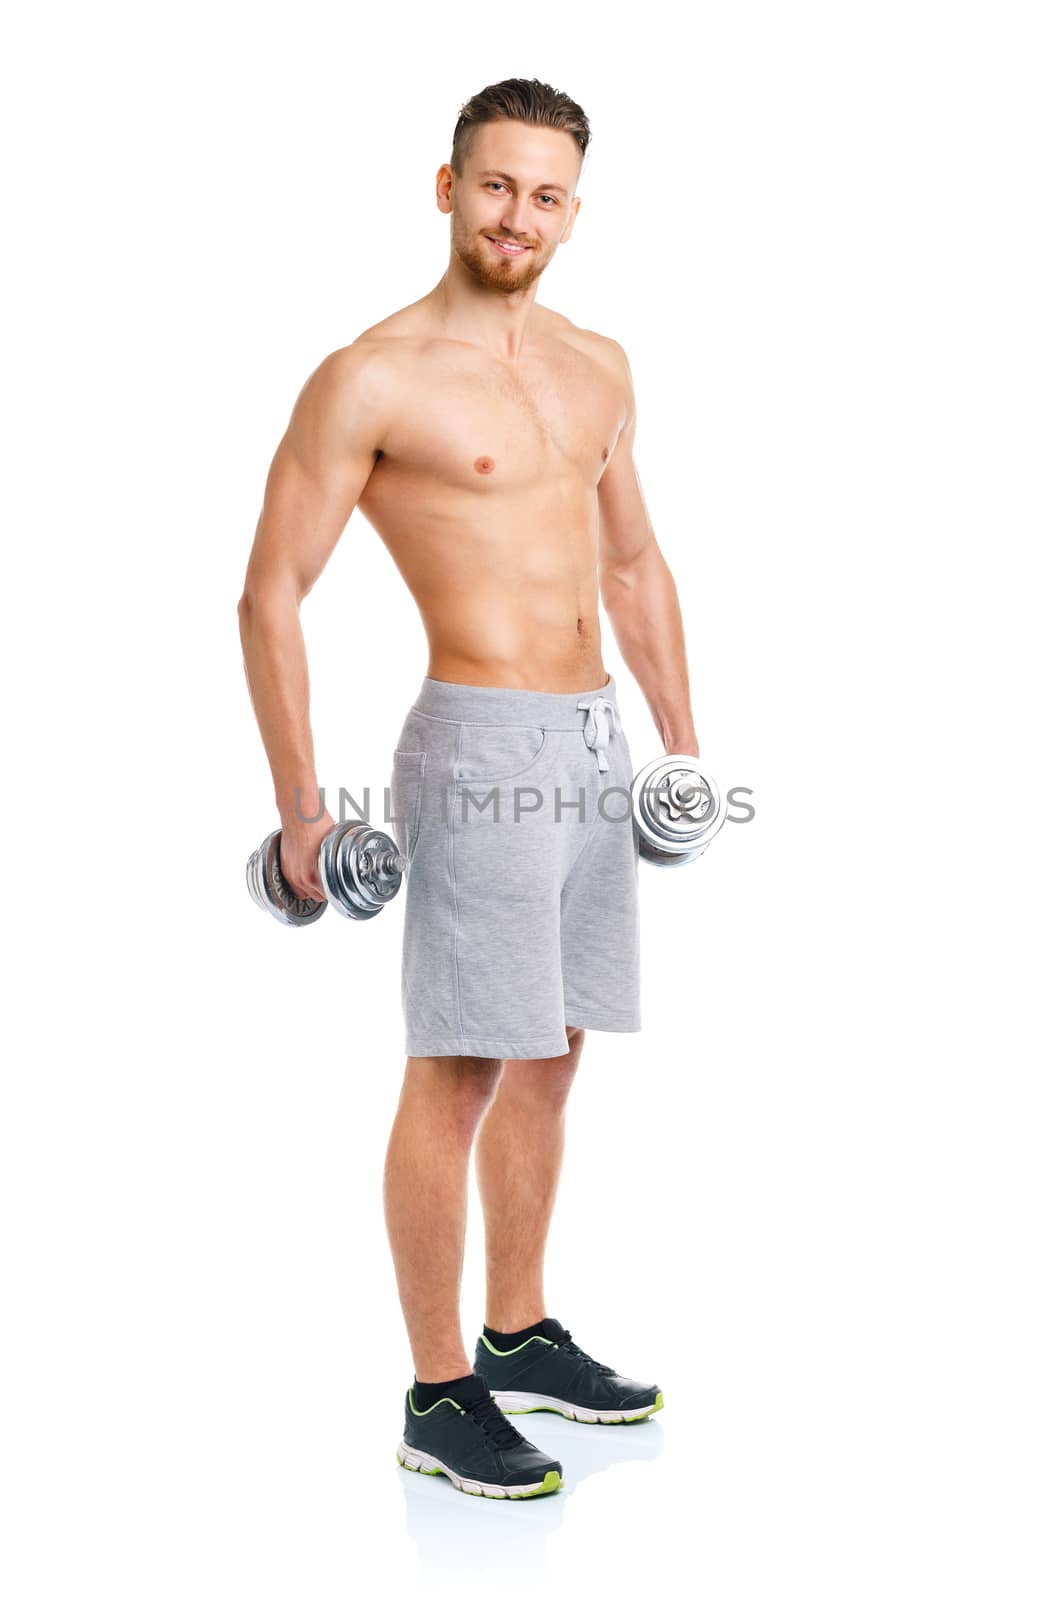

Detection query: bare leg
xmin=383 ymin=1054 xmax=502 ymax=1382
xmin=476 ymin=1027 xmax=585 ymax=1333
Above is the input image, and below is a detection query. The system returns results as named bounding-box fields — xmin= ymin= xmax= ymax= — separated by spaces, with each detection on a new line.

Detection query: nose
xmin=498 ymin=199 xmax=529 ymax=239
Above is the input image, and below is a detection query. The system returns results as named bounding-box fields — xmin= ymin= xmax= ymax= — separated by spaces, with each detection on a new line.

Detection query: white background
xmin=3 ymin=2 xmax=1038 ymax=1595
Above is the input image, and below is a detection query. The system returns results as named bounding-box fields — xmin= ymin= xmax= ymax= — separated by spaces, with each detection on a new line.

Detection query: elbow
xmin=237 ymin=589 xmax=258 ymax=636
xmin=599 ymin=535 xmax=660 ymax=599
xmin=237 ymin=579 xmax=300 ymax=626
xmin=599 ymin=561 xmax=639 ymax=601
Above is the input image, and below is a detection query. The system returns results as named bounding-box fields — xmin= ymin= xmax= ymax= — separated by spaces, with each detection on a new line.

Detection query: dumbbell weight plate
xmin=245 ymin=829 xmax=328 ymax=925
xmin=318 ymin=820 xmax=408 ymax=921
xmin=631 ymin=755 xmax=726 ymax=866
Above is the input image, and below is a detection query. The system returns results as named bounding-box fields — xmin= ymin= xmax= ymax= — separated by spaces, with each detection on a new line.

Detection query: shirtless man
xmin=238 ymin=78 xmax=699 ymax=1500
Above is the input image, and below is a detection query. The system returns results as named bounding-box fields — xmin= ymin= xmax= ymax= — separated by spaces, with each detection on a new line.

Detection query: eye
xmin=538 ymin=195 xmax=558 ymax=206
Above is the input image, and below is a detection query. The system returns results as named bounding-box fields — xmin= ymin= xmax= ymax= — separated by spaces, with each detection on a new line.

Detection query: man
xmin=238 ymin=77 xmax=699 ymax=1500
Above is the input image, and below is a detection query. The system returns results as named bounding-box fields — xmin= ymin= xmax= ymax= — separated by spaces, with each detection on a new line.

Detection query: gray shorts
xmin=388 ymin=673 xmax=641 ymax=1060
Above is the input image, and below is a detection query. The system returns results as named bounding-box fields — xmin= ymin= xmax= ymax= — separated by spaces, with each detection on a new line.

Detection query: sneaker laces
xmin=464 ymin=1392 xmax=528 ymax=1451
xmin=556 ymin=1328 xmax=617 ymax=1377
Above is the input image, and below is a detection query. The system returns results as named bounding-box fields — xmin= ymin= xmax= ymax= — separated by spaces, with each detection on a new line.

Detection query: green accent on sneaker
xmin=497 ymin=1391 xmax=664 ymax=1424
xmin=505 ymin=1470 xmax=561 ymax=1498
xmin=407 ymin=1388 xmax=465 ymax=1416
xmin=396 ymin=1452 xmax=439 ymax=1473
xmin=504 ymin=1405 xmax=574 ymax=1419
xmin=478 ymin=1332 xmax=556 ymax=1357
xmin=394 ymin=1450 xmax=562 ymax=1498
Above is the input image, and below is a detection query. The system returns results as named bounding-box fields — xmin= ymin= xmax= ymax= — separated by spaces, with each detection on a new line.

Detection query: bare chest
xmin=376 ymin=345 xmax=626 ymax=494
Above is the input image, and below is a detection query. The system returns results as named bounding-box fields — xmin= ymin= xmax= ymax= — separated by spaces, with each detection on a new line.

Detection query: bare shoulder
xmin=538 ymin=306 xmax=625 ymax=361
xmin=282 ymin=331 xmax=414 ymax=457
xmin=308 ymin=301 xmax=451 ymax=404
xmin=541 ymin=309 xmax=633 ymax=399
xmin=301 ymin=331 xmax=402 ymax=406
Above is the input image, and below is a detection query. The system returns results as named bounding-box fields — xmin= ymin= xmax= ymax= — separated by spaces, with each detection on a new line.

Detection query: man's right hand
xmin=278 ymin=809 xmax=337 ymax=901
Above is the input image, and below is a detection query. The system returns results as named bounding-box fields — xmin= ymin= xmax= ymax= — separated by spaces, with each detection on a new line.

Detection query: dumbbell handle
xmin=358 ymin=847 xmax=407 ymax=878
xmin=247 ymin=821 xmax=407 ymax=925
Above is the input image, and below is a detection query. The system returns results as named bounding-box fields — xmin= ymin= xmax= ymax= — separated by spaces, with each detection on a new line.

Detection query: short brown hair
xmin=451 ymin=77 xmax=591 ymax=178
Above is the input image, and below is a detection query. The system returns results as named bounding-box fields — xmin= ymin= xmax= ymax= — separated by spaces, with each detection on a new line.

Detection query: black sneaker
xmin=473 ymin=1317 xmax=664 ymax=1424
xmin=396 ymin=1370 xmax=563 ymax=1499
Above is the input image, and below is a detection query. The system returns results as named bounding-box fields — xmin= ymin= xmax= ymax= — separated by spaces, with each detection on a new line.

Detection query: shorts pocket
xmin=454 ymin=725 xmax=548 ymax=786
xmin=390 ymin=751 xmax=427 ymax=864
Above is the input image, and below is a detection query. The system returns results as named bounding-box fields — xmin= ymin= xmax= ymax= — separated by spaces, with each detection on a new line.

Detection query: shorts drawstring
xmin=576 ymin=695 xmax=620 ymax=772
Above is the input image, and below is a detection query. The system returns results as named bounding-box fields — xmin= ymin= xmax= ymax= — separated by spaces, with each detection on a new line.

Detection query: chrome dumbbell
xmin=630 ymin=755 xmax=726 ymax=866
xmin=246 ymin=819 xmax=406 ymax=926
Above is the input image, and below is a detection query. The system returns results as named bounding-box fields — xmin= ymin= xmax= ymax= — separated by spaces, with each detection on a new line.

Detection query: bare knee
xmin=499 ymin=1029 xmax=585 ymax=1109
xmin=548 ymin=1033 xmax=584 ymax=1099
xmin=558 ymin=1025 xmax=586 ymax=1083
xmin=402 ymin=1053 xmax=503 ymax=1135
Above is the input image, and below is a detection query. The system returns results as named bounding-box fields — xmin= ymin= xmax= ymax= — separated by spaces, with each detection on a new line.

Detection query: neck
xmin=429 ymin=254 xmax=542 ymax=361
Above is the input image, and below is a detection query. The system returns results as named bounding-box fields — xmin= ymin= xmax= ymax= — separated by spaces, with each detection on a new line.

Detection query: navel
xmin=474 ymin=456 xmax=496 ymax=474
xmin=602 ymin=446 xmax=609 ymax=462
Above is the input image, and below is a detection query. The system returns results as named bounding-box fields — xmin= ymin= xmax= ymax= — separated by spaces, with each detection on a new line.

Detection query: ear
xmin=561 ymin=195 xmax=581 ymax=244
xmin=435 ymin=163 xmax=453 ymax=215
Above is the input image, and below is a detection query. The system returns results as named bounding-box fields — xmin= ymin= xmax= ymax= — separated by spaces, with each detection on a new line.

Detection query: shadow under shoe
xmin=396 ymin=1370 xmax=563 ymax=1499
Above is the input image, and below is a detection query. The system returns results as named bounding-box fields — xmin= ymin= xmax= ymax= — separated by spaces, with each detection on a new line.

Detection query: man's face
xmin=444 ymin=121 xmax=582 ymax=295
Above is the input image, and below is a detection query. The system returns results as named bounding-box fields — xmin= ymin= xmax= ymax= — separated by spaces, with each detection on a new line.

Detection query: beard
xmin=452 ymin=217 xmax=549 ymax=294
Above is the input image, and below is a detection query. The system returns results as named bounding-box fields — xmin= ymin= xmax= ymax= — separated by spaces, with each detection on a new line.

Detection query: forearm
xmin=237 ymin=590 xmax=324 ymax=824
xmin=600 ymin=541 xmax=699 ymax=755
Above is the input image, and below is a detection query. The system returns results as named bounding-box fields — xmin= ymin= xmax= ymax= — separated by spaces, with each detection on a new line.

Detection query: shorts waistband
xmin=413 ymin=672 xmax=621 ymax=731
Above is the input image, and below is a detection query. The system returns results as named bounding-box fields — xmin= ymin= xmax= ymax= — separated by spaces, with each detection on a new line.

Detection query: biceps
xmin=245 ymin=353 xmax=385 ymax=600
xmin=251 ymin=436 xmax=371 ymax=599
xmin=597 ymin=447 xmax=655 ymax=577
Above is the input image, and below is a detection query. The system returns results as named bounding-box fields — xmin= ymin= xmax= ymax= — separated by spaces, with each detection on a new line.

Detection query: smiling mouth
xmin=487 ymin=237 xmax=531 ymax=255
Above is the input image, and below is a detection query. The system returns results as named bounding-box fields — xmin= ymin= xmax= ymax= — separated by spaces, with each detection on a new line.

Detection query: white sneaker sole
xmin=395 ymin=1439 xmax=562 ymax=1498
xmin=490 ymin=1388 xmax=664 ymax=1424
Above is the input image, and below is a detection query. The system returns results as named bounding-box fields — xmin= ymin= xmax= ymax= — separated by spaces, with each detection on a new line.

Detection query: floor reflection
xmin=397 ymin=1410 xmax=665 ymax=1582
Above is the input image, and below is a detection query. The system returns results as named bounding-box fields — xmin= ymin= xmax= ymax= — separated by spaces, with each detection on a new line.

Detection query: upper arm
xmin=596 ymin=339 xmax=656 ymax=582
xmin=241 ymin=343 xmax=394 ymax=604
